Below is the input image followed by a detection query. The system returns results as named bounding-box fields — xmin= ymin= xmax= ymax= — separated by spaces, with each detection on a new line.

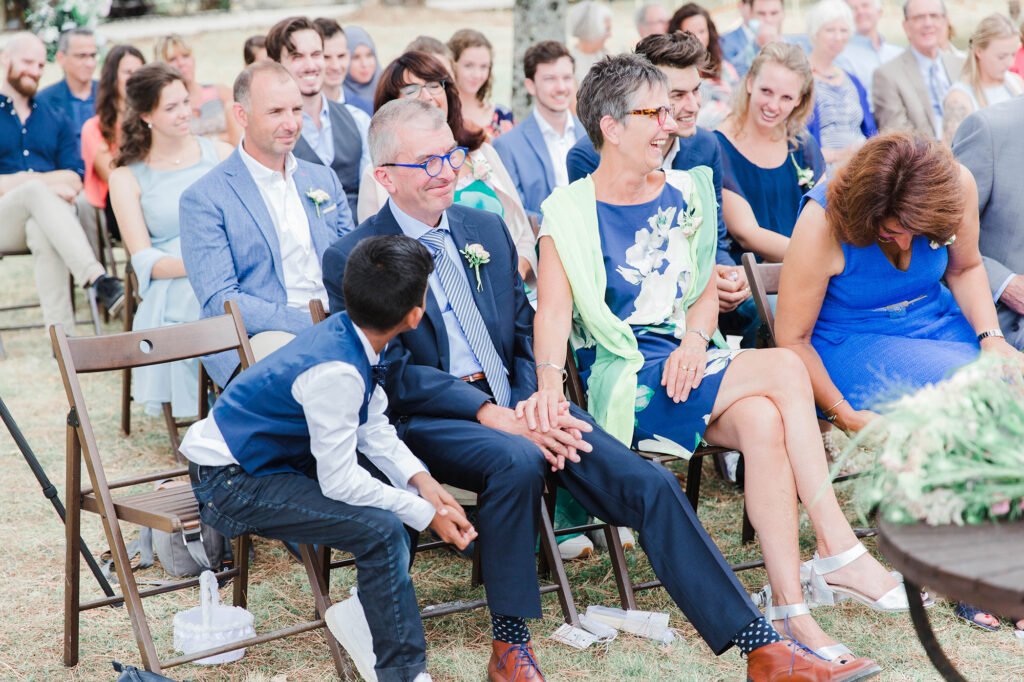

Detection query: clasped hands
xmin=410 ymin=471 xmax=477 ymax=550
xmin=478 ymin=392 xmax=593 ymax=473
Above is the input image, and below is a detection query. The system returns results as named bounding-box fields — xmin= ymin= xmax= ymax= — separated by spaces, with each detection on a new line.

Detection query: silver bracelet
xmin=685 ymin=328 xmax=711 ymax=346
xmin=536 ymin=362 xmax=568 ymax=381
xmin=977 ymin=328 xmax=1004 ymax=342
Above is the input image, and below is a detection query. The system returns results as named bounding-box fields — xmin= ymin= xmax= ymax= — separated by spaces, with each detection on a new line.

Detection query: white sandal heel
xmin=810 ymin=543 xmax=925 ymax=612
xmin=763 ymin=597 xmax=855 ymax=662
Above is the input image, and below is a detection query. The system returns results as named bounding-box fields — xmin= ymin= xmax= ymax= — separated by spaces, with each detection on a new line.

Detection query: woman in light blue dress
xmin=109 ymin=63 xmax=232 ymax=419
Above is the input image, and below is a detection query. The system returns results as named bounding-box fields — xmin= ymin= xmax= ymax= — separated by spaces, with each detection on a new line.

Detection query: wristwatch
xmin=977 ymin=329 xmax=1005 ymax=342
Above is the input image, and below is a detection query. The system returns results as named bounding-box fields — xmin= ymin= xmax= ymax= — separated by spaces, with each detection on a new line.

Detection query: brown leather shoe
xmin=746 ymin=641 xmax=881 ymax=681
xmin=487 ymin=640 xmax=546 ymax=681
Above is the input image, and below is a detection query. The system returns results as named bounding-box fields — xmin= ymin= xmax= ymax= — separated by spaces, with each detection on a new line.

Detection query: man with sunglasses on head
xmin=322 ymin=97 xmax=837 ymax=682
xmin=180 ymin=61 xmax=353 ymax=387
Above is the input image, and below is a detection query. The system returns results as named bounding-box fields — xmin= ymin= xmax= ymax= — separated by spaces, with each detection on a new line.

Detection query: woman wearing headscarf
xmin=343 ymin=26 xmax=381 ymax=115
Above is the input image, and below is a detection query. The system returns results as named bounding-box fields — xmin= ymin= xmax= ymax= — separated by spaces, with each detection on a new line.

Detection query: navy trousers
xmin=190 ymin=463 xmax=427 ymax=682
xmin=397 ymin=403 xmax=761 ymax=655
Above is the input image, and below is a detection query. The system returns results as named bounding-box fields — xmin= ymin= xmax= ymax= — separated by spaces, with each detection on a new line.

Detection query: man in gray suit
xmin=872 ymin=0 xmax=961 ymax=139
xmin=267 ymin=16 xmax=367 ymax=220
xmin=953 ymin=97 xmax=1024 ymax=349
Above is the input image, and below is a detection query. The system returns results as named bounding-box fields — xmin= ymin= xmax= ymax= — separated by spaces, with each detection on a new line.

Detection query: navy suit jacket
xmin=491 ymin=112 xmax=587 ymax=222
xmin=180 ymin=148 xmax=354 ymax=386
xmin=323 ymin=203 xmax=536 ymax=421
xmin=566 ymin=128 xmax=736 ymax=266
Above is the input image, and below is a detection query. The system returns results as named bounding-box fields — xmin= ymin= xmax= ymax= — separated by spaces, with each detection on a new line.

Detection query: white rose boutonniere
xmin=790 ymin=153 xmax=816 ymax=189
xmin=306 ymin=188 xmax=331 ymax=217
xmin=929 ymin=234 xmax=956 ymax=249
xmin=460 ymin=243 xmax=491 ymax=291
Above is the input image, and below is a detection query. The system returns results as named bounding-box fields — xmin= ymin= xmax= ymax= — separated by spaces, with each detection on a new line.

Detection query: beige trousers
xmin=0 ymin=180 xmax=105 ymax=330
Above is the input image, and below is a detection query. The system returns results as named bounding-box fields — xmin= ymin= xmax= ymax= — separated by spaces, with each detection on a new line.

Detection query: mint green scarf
xmin=540 ymin=167 xmax=721 ymax=446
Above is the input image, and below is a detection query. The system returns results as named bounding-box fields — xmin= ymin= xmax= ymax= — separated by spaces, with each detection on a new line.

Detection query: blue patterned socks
xmin=732 ymin=616 xmax=783 ymax=655
xmin=491 ymin=613 xmax=531 ymax=644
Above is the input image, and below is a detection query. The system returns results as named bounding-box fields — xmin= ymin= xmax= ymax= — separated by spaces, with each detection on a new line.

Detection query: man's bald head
xmin=2 ymin=32 xmax=45 ymax=58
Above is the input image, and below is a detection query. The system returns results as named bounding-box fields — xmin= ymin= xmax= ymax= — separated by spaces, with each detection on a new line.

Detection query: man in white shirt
xmin=492 ymin=41 xmax=586 ymax=223
xmin=872 ymin=0 xmax=962 ymax=138
xmin=834 ymin=0 xmax=904 ymax=110
xmin=180 ymin=61 xmax=354 ymax=387
xmin=180 ymin=234 xmax=473 ymax=682
xmin=266 ymin=16 xmax=367 ymax=219
xmin=315 ymin=17 xmax=374 ymax=138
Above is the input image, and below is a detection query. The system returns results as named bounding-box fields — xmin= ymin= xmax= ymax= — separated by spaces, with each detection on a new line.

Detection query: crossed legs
xmin=703 ymin=348 xmax=900 ymax=652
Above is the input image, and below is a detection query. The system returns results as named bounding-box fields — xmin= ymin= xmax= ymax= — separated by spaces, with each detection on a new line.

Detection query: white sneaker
xmin=412 ymin=674 xmax=434 ymax=682
xmin=324 ymin=588 xmax=378 ymax=682
xmin=558 ymin=534 xmax=594 ymax=560
xmin=617 ymin=527 xmax=635 ymax=551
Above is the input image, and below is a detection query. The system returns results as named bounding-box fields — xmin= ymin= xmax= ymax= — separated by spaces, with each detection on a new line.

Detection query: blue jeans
xmin=189 ymin=463 xmax=427 ymax=682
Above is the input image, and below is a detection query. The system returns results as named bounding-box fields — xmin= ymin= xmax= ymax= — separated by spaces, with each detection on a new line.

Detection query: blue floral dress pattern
xmin=575 ymin=181 xmax=738 ymax=456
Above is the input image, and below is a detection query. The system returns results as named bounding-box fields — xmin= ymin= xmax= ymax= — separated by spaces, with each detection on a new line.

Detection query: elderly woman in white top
xmin=942 ymin=13 xmax=1024 ymax=145
xmin=569 ymin=1 xmax=613 ymax=83
xmin=805 ymin=0 xmax=877 ymax=175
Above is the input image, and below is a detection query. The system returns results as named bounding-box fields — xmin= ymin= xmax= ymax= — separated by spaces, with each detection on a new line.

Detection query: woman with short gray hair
xmin=568 ymin=1 xmax=613 ymax=82
xmin=529 ymin=52 xmax=906 ymax=676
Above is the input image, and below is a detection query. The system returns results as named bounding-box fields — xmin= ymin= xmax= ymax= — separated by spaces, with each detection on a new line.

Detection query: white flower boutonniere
xmin=930 ymin=234 xmax=956 ymax=249
xmin=467 ymin=156 xmax=493 ymax=182
xmin=677 ymin=203 xmax=702 ymax=238
xmin=306 ymin=188 xmax=331 ymax=217
xmin=460 ymin=243 xmax=491 ymax=291
xmin=790 ymin=153 xmax=816 ymax=189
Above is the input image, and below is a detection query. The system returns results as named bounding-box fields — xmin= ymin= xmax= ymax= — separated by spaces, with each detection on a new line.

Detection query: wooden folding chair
xmin=0 ymin=249 xmax=102 ymax=358
xmin=118 ymin=262 xmax=201 ymax=457
xmin=308 ymin=299 xmax=579 ymax=626
xmin=53 ymin=300 xmax=356 ymax=677
xmin=562 ymin=343 xmax=764 ymax=609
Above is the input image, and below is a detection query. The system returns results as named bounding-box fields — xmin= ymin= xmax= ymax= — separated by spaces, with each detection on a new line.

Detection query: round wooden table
xmin=877 ymin=519 xmax=1024 ymax=681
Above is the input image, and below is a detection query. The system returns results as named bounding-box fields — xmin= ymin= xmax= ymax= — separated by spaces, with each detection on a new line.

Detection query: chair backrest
xmin=309 ymin=299 xmax=328 ymax=324
xmin=51 ymin=300 xmax=255 ymax=506
xmin=564 ymin=342 xmax=588 ymax=410
xmin=741 ymin=252 xmax=783 ymax=348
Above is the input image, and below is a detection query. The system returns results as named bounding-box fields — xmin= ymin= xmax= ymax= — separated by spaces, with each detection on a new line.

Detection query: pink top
xmin=80 ymin=116 xmax=112 ymax=209
xmin=1012 ymin=47 xmax=1024 ymax=77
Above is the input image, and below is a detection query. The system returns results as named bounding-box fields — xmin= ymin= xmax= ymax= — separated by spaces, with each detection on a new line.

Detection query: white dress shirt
xmin=300 ymin=93 xmax=335 ymax=166
xmin=238 ymin=143 xmax=329 ymax=309
xmin=660 ymin=137 xmax=680 ymax=170
xmin=533 ymin=108 xmax=576 ymax=189
xmin=179 ymin=325 xmax=436 ymax=530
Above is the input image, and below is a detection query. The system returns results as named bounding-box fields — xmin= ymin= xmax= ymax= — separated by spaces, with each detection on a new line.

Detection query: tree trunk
xmin=511 ymin=0 xmax=567 ymax=120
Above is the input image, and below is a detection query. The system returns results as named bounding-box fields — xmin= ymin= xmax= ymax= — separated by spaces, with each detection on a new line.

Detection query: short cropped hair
xmin=634 ymin=30 xmax=708 ymax=72
xmin=368 ymin=98 xmax=448 ymax=166
xmin=233 ymin=60 xmax=295 ymax=111
xmin=343 ymin=235 xmax=434 ymax=332
xmin=903 ymin=0 xmax=947 ymax=20
xmin=265 ymin=16 xmax=323 ymax=62
xmin=243 ymin=35 xmax=266 ymax=65
xmin=569 ymin=1 xmax=613 ymax=42
xmin=57 ymin=27 xmax=93 ymax=55
xmin=826 ymin=132 xmax=963 ymax=247
xmin=524 ymin=40 xmax=574 ymax=81
xmin=806 ymin=0 xmax=854 ymax=41
xmin=576 ymin=53 xmax=669 ymax=151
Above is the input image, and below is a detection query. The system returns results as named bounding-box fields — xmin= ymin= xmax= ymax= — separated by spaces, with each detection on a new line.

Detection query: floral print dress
xmin=574 ymin=181 xmax=737 ymax=456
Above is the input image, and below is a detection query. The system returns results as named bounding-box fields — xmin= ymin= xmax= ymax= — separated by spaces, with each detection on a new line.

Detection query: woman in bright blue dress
xmin=775 ymin=131 xmax=1022 ymax=632
xmin=713 ymin=41 xmax=825 ymax=264
xmin=109 ymin=64 xmax=232 ymax=419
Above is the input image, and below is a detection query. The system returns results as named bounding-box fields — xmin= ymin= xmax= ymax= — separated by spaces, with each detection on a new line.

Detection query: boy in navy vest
xmin=179 ymin=235 xmax=475 ymax=682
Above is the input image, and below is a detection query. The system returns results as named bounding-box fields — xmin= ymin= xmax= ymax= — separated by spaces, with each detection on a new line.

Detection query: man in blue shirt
xmin=834 ymin=0 xmax=904 ymax=111
xmin=566 ymin=32 xmax=756 ymax=342
xmin=36 ymin=28 xmax=98 ymax=150
xmin=0 ymin=33 xmax=123 ymax=333
xmin=719 ymin=0 xmax=812 ymax=77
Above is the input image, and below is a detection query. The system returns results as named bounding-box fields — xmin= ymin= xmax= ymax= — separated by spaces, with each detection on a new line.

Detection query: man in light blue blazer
xmin=181 ymin=61 xmax=354 ymax=387
xmin=492 ymin=41 xmax=586 ymax=223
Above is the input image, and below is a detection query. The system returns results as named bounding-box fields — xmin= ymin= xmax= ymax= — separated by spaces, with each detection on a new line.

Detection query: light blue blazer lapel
xmin=292 ymin=167 xmax=333 ymax=258
xmin=446 ymin=208 xmax=502 ymax=352
xmin=223 ymin=151 xmax=286 ymax=290
xmin=521 ymin=115 xmax=556 ymax=192
xmin=571 ymin=114 xmax=587 ymax=143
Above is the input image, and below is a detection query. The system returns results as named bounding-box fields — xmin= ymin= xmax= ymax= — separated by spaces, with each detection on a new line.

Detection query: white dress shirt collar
xmin=388 ymin=196 xmax=451 ymax=237
xmin=238 ymin=140 xmax=298 ymax=183
xmin=660 ymin=137 xmax=680 ymax=170
xmin=351 ymin=322 xmax=380 ymax=365
xmin=532 ymin=108 xmax=576 ymax=188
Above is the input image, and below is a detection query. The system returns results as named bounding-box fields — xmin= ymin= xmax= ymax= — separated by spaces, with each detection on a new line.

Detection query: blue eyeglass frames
xmin=380 ymin=146 xmax=469 ymax=177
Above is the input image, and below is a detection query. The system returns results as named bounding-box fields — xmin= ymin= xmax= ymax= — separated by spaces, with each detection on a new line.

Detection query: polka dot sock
xmin=732 ymin=616 xmax=783 ymax=655
xmin=491 ymin=613 xmax=531 ymax=644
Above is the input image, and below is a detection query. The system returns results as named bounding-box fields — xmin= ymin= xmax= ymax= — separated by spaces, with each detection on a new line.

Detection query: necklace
xmin=149 ymin=137 xmax=194 ymax=166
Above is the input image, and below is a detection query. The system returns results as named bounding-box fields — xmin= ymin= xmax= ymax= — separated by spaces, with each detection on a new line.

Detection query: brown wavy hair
xmin=668 ymin=3 xmax=724 ymax=79
xmin=374 ymin=51 xmax=487 ymax=152
xmin=726 ymin=41 xmax=814 ymax=144
xmin=826 ymin=132 xmax=963 ymax=247
xmin=114 ymin=63 xmax=186 ymax=167
xmin=96 ymin=44 xmax=145 ymax=146
xmin=447 ymin=28 xmax=493 ymax=104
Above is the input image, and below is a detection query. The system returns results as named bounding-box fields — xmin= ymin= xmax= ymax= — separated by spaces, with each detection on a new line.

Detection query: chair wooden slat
xmin=741 ymin=253 xmax=783 ymax=347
